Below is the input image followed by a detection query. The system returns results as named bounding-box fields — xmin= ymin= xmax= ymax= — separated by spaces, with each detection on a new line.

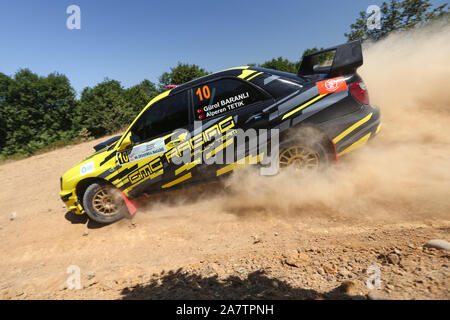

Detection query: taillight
xmin=349 ymin=81 xmax=369 ymax=104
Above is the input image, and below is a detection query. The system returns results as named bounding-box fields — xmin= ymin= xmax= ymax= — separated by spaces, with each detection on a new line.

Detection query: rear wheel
xmin=278 ymin=132 xmax=331 ymax=172
xmin=83 ymin=182 xmax=128 ymax=223
xmin=279 ymin=145 xmax=321 ymax=170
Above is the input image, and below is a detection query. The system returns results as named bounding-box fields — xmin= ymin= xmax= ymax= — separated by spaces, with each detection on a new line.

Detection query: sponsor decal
xmin=117 ymin=117 xmax=237 ymax=189
xmin=128 ymin=157 xmax=163 ymax=185
xmin=316 ymin=76 xmax=347 ymax=95
xmin=117 ymin=138 xmax=166 ymax=165
xmin=80 ymin=161 xmax=95 ymax=176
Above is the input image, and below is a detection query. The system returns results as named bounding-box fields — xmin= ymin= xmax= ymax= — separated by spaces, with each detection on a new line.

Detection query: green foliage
xmin=259 ymin=57 xmax=300 ymax=73
xmin=74 ymin=79 xmax=129 ymax=137
xmin=0 ymin=69 xmax=77 ymax=156
xmin=301 ymin=47 xmax=335 ymax=66
xmin=0 ymin=73 xmax=12 ymax=152
xmin=158 ymin=62 xmax=210 ymax=88
xmin=74 ymin=78 xmax=163 ymax=138
xmin=0 ymin=71 xmax=160 ymax=158
xmin=255 ymin=47 xmax=334 ymax=74
xmin=345 ymin=0 xmax=449 ymax=42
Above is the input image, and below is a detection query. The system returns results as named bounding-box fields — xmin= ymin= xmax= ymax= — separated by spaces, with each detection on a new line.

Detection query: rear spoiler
xmin=298 ymin=40 xmax=363 ymax=77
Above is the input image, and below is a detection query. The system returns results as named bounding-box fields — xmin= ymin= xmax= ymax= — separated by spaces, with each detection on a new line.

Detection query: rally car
xmin=60 ymin=40 xmax=381 ymax=223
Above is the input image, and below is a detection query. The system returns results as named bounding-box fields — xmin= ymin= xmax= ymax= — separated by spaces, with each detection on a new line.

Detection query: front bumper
xmin=59 ymin=190 xmax=84 ymax=215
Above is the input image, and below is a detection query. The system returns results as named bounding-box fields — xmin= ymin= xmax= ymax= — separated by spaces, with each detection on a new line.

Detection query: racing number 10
xmin=117 ymin=151 xmax=129 ymax=164
xmin=196 ymin=85 xmax=210 ymax=101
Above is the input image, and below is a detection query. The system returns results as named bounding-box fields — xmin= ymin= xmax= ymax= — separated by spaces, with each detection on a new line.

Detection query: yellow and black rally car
xmin=60 ymin=41 xmax=381 ymax=223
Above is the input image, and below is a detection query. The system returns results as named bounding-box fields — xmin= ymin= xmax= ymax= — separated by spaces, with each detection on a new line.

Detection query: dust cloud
xmin=142 ymin=22 xmax=450 ymax=224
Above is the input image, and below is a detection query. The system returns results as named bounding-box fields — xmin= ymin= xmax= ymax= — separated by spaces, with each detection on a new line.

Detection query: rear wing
xmin=298 ymin=40 xmax=363 ymax=77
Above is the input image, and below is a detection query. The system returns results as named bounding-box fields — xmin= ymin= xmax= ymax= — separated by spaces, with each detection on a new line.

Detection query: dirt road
xmin=0 ymin=24 xmax=449 ymax=300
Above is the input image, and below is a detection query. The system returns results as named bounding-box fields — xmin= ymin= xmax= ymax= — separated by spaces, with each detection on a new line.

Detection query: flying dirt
xmin=0 ymin=23 xmax=449 ymax=300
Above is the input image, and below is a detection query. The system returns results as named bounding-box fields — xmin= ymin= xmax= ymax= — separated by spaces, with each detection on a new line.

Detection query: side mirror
xmin=117 ymin=131 xmax=133 ymax=151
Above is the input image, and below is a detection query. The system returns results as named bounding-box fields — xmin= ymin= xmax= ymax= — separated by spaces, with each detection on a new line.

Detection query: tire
xmin=82 ymin=182 xmax=128 ymax=224
xmin=278 ymin=129 xmax=331 ymax=171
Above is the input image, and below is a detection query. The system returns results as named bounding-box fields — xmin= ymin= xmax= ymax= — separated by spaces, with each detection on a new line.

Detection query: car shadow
xmin=118 ymin=269 xmax=366 ymax=300
xmin=64 ymin=211 xmax=107 ymax=229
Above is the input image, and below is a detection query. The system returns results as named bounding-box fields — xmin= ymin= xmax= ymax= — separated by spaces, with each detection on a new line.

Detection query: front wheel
xmin=83 ymin=182 xmax=128 ymax=223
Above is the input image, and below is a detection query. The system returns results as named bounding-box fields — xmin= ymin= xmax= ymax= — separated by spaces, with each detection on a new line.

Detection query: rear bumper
xmin=317 ymin=104 xmax=381 ymax=157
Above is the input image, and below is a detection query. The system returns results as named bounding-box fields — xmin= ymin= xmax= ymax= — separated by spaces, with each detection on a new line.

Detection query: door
xmin=189 ymin=77 xmax=275 ymax=179
xmin=116 ymin=90 xmax=192 ymax=196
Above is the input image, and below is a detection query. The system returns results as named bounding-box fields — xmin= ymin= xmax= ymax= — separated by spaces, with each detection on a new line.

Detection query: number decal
xmin=196 ymin=85 xmax=211 ymax=101
xmin=203 ymin=85 xmax=211 ymax=99
xmin=117 ymin=151 xmax=129 ymax=165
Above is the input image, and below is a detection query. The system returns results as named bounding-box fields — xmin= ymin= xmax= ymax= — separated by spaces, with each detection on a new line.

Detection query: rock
xmin=424 ymin=239 xmax=450 ymax=251
xmin=367 ymin=291 xmax=390 ymax=300
xmin=10 ymin=212 xmax=16 ymax=221
xmin=82 ymin=229 xmax=89 ymax=236
xmin=284 ymin=251 xmax=310 ymax=268
xmin=87 ymin=272 xmax=95 ymax=280
xmin=387 ymin=253 xmax=400 ymax=265
xmin=274 ymin=232 xmax=278 ymax=236
xmin=252 ymin=235 xmax=262 ymax=244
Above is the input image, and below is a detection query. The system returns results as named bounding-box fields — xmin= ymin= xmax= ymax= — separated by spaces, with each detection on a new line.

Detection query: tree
xmin=0 ymin=73 xmax=12 ymax=151
xmin=301 ymin=47 xmax=335 ymax=66
xmin=0 ymin=69 xmax=77 ymax=156
xmin=259 ymin=57 xmax=299 ymax=73
xmin=345 ymin=0 xmax=449 ymax=43
xmin=123 ymin=79 xmax=159 ymax=115
xmin=74 ymin=79 xmax=131 ymax=137
xmin=255 ymin=46 xmax=335 ymax=74
xmin=158 ymin=62 xmax=209 ymax=88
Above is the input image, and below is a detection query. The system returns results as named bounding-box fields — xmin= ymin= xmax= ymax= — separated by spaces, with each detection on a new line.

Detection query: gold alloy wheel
xmin=92 ymin=186 xmax=121 ymax=216
xmin=279 ymin=145 xmax=320 ymax=170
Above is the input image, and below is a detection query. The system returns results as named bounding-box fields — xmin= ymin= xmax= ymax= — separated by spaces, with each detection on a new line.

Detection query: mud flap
xmin=330 ymin=138 xmax=338 ymax=162
xmin=118 ymin=190 xmax=139 ymax=216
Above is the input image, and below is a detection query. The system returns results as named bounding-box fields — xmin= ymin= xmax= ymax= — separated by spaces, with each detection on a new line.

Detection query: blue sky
xmin=0 ymin=0 xmax=446 ymax=93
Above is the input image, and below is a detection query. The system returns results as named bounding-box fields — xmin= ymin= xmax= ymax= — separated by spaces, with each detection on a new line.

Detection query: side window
xmin=132 ymin=91 xmax=188 ymax=143
xmin=193 ymin=78 xmax=265 ymax=120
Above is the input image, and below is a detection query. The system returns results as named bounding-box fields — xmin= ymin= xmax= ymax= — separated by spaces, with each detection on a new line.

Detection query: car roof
xmin=169 ymin=66 xmax=251 ymax=94
xmin=169 ymin=66 xmax=304 ymax=95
